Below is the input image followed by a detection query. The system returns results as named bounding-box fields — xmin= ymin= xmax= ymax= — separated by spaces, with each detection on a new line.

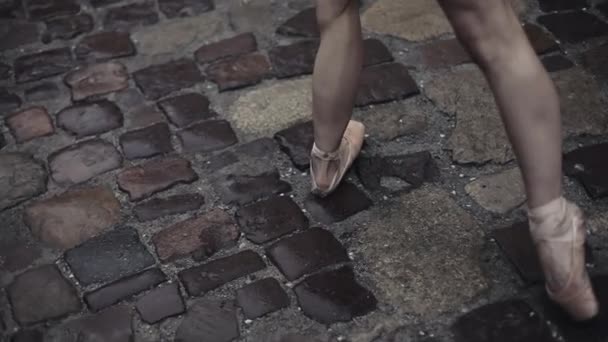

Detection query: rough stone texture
xmin=359 ymin=186 xmax=487 ymax=317
xmin=49 ymin=140 xmax=121 ymax=186
xmin=132 ymin=13 xmax=227 ymax=56
xmin=43 ymin=14 xmax=93 ymax=43
xmin=25 ymin=82 xmax=61 ymax=102
xmin=236 ymin=196 xmax=309 ymax=244
xmin=24 ymin=186 xmax=121 ymax=249
xmin=119 ymin=122 xmax=173 ymax=160
xmin=0 ymin=242 xmax=41 ymax=272
xmin=267 ymin=228 xmax=350 ymax=281
xmin=228 ymin=77 xmax=311 ymax=137
xmin=274 ymin=121 xmax=313 ymax=171
xmin=563 ymin=143 xmax=608 ymax=199
xmin=206 ymin=53 xmax=271 ymax=91
xmin=294 ymin=267 xmax=377 ymax=324
xmin=134 ymin=59 xmax=205 ymax=100
xmin=0 ymin=153 xmax=47 ymax=211
xmin=179 ymin=250 xmax=266 ymax=296
xmin=136 ymin=283 xmax=185 ymax=324
xmin=127 ymin=104 xmax=166 ymax=130
xmin=276 ymin=8 xmax=318 ymax=38
xmin=356 ymin=151 xmax=439 ymax=193
xmin=104 ymin=2 xmax=159 ymax=31
xmin=465 ymin=168 xmax=526 ymax=214
xmin=406 ymin=38 xmax=470 ymax=69
xmin=75 ymin=31 xmax=136 ymax=61
xmin=236 ymin=278 xmax=290 ymax=319
xmin=524 ymin=22 xmax=559 ymax=55
xmin=582 ymin=43 xmax=608 ymax=83
xmin=543 ymin=54 xmax=574 ymax=72
xmin=8 ymin=265 xmax=81 ymax=324
xmin=5 ymin=107 xmax=54 ymax=143
xmin=195 ymin=32 xmax=257 ymax=64
xmin=0 ymin=20 xmax=39 ymax=50
xmin=152 ymin=209 xmax=239 ymax=262
xmin=175 ymin=300 xmax=239 ymax=342
xmin=45 ymin=305 xmax=133 ymax=342
xmin=57 ymin=100 xmax=123 ymax=137
xmin=85 ymin=268 xmax=166 ymax=311
xmin=65 ymin=227 xmax=155 ymax=286
xmin=538 ymin=11 xmax=608 ymax=44
xmin=64 ymin=61 xmax=129 ymax=101
xmin=25 ymin=0 xmax=79 ymax=20
xmin=213 ymin=168 xmax=292 ymax=205
xmin=304 ymin=182 xmax=372 ymax=224
xmin=178 ymin=120 xmax=238 ymax=153
xmin=0 ymin=90 xmax=21 ymax=113
xmin=117 ymin=157 xmax=198 ymax=201
xmin=158 ymin=0 xmax=214 ymax=18
xmin=0 ymin=62 xmax=10 ymax=79
xmin=356 ymin=63 xmax=419 ymax=107
xmin=14 ymin=47 xmax=74 ymax=83
xmin=134 ymin=193 xmax=204 ymax=221
xmin=452 ymin=300 xmax=555 ymax=342
xmin=538 ymin=0 xmax=588 ymax=12
xmin=158 ymin=93 xmax=216 ymax=128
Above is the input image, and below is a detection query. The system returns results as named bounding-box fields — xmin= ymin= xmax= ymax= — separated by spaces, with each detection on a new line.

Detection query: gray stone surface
xmin=465 ymin=167 xmax=526 ymax=214
xmin=0 ymin=153 xmax=47 ymax=211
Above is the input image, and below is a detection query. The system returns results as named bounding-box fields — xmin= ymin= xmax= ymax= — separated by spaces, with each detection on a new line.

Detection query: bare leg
xmin=437 ymin=0 xmax=598 ymax=320
xmin=310 ymin=0 xmax=365 ymax=195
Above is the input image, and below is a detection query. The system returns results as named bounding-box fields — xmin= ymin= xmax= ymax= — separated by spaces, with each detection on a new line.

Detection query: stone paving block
xmin=0 ymin=20 xmax=39 ymax=50
xmin=582 ymin=43 xmax=608 ymax=83
xmin=152 ymin=209 xmax=239 ymax=262
xmin=354 ymin=98 xmax=430 ymax=141
xmin=158 ymin=93 xmax=216 ymax=128
xmin=206 ymin=53 xmax=271 ymax=91
xmin=14 ymin=47 xmax=74 ymax=83
xmin=65 ymin=227 xmax=155 ymax=286
xmin=267 ymin=228 xmax=349 ymax=281
xmin=492 ymin=221 xmax=594 ymax=284
xmin=5 ymin=107 xmax=54 ymax=143
xmin=42 ymin=14 xmax=93 ymax=43
xmin=465 ymin=167 xmax=525 ymax=214
xmin=75 ymin=31 xmax=136 ymax=61
xmin=158 ymin=0 xmax=214 ymax=18
xmin=294 ymin=266 xmax=377 ymax=324
xmin=179 ymin=250 xmax=266 ymax=296
xmin=0 ymin=62 xmax=10 ymax=79
xmin=304 ymin=182 xmax=372 ymax=224
xmin=359 ymin=186 xmax=487 ymax=317
xmin=0 ymin=90 xmax=22 ymax=113
xmin=236 ymin=196 xmax=309 ymax=244
xmin=228 ymin=77 xmax=311 ymax=137
xmin=276 ymin=8 xmax=318 ymax=38
xmin=0 ymin=133 xmax=4 ymax=150
xmin=25 ymin=186 xmax=121 ymax=250
xmin=0 ymin=242 xmax=41 ymax=272
xmin=126 ymin=104 xmax=166 ymax=130
xmin=11 ymin=330 xmax=44 ymax=342
xmin=49 ymin=139 xmax=122 ymax=186
xmin=0 ymin=153 xmax=47 ymax=211
xmin=104 ymin=2 xmax=159 ymax=31
xmin=134 ymin=193 xmax=204 ymax=221
xmin=175 ymin=299 xmax=239 ymax=342
xmin=538 ymin=0 xmax=587 ymax=12
xmin=236 ymin=278 xmax=289 ymax=319
xmin=45 ymin=305 xmax=133 ymax=342
xmin=120 ymin=122 xmax=173 ymax=160
xmin=178 ymin=120 xmax=238 ymax=153
xmin=599 ymin=2 xmax=608 ymax=17
xmin=195 ymin=32 xmax=257 ymax=64
xmin=543 ymin=54 xmax=574 ymax=72
xmin=563 ymin=143 xmax=608 ymax=199
xmin=356 ymin=151 xmax=439 ymax=193
xmin=406 ymin=38 xmax=470 ymax=69
xmin=538 ymin=11 xmax=608 ymax=43
xmin=85 ymin=268 xmax=166 ymax=311
xmin=213 ymin=168 xmax=292 ymax=205
xmin=524 ymin=22 xmax=559 ymax=55
xmin=117 ymin=157 xmax=198 ymax=201
xmin=452 ymin=300 xmax=556 ymax=342
xmin=64 ymin=61 xmax=129 ymax=101
xmin=57 ymin=100 xmax=123 ymax=137
xmin=274 ymin=121 xmax=312 ymax=171
xmin=134 ymin=59 xmax=204 ymax=100
xmin=90 ymin=0 xmax=121 ymax=7
xmin=8 ymin=264 xmax=81 ymax=324
xmin=25 ymin=0 xmax=79 ymax=20
xmin=205 ymin=138 xmax=278 ymax=173
xmin=25 ymin=82 xmax=61 ymax=102
xmin=356 ymin=63 xmax=419 ymax=107
xmin=136 ymin=283 xmax=185 ymax=324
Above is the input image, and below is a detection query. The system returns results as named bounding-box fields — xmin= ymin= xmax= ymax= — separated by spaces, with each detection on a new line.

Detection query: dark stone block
xmin=195 ymin=32 xmax=257 ymax=64
xmin=158 ymin=0 xmax=214 ymax=18
xmin=57 ymin=100 xmax=123 ymax=138
xmin=14 ymin=47 xmax=74 ymax=83
xmin=104 ymin=2 xmax=159 ymax=31
xmin=158 ymin=93 xmax=216 ymax=128
xmin=43 ymin=14 xmax=93 ymax=43
xmin=134 ymin=193 xmax=204 ymax=221
xmin=214 ymin=168 xmax=292 ymax=205
xmin=538 ymin=12 xmax=608 ymax=44
xmin=236 ymin=278 xmax=289 ymax=319
xmin=136 ymin=283 xmax=185 ymax=323
xmin=178 ymin=120 xmax=238 ymax=153
xmin=119 ymin=122 xmax=173 ymax=160
xmin=206 ymin=53 xmax=271 ymax=91
xmin=175 ymin=300 xmax=239 ymax=342
xmin=134 ymin=59 xmax=204 ymax=100
xmin=356 ymin=63 xmax=419 ymax=107
xmin=274 ymin=121 xmax=313 ymax=171
xmin=276 ymin=8 xmax=318 ymax=38
xmin=75 ymin=31 xmax=136 ymax=61
xmin=563 ymin=143 xmax=608 ymax=199
xmin=304 ymin=182 xmax=372 ymax=224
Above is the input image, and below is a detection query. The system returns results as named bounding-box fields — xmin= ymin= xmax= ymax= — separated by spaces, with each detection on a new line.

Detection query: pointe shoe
xmin=529 ymin=197 xmax=599 ymax=321
xmin=310 ymin=120 xmax=365 ymax=197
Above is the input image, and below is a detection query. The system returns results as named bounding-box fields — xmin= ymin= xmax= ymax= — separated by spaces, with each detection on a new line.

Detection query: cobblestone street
xmin=2 ymin=0 xmax=608 ymax=341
